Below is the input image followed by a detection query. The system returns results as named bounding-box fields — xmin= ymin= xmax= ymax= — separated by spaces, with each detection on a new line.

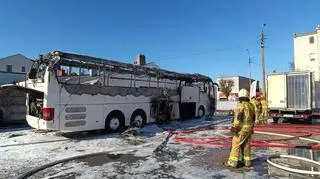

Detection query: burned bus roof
xmin=40 ymin=51 xmax=213 ymax=83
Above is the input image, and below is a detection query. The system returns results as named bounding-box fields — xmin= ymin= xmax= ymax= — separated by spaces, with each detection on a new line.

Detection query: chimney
xmin=134 ymin=54 xmax=146 ymax=66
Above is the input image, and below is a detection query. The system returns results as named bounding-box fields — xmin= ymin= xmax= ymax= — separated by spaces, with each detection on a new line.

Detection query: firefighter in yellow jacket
xmin=224 ymin=88 xmax=255 ymax=168
xmin=250 ymin=96 xmax=261 ymax=125
xmin=259 ymin=96 xmax=268 ymax=124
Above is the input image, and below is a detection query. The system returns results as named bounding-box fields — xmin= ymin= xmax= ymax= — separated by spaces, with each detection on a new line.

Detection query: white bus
xmin=2 ymin=51 xmax=218 ymax=132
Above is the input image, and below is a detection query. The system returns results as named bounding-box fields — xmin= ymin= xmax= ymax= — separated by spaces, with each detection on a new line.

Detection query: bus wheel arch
xmin=105 ymin=110 xmax=125 ymax=132
xmin=198 ymin=105 xmax=205 ymax=118
xmin=130 ymin=109 xmax=147 ymax=127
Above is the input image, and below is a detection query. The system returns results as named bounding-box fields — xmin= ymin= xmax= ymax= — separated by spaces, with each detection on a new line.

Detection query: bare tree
xmin=219 ymin=79 xmax=234 ymax=99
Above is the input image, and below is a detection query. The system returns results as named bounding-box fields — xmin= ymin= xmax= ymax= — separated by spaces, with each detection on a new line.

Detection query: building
xmin=216 ymin=76 xmax=257 ymax=101
xmin=0 ymin=54 xmax=34 ymax=85
xmin=294 ymin=25 xmax=320 ymax=81
xmin=0 ymin=54 xmax=33 ymax=124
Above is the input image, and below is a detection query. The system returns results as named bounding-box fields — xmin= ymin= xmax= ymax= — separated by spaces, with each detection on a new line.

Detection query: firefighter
xmin=250 ymin=96 xmax=261 ymax=125
xmin=260 ymin=96 xmax=268 ymax=124
xmin=224 ymin=88 xmax=255 ymax=168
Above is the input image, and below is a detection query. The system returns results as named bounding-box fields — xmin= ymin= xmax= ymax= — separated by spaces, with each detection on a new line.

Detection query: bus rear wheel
xmin=277 ymin=118 xmax=285 ymax=124
xmin=105 ymin=111 xmax=125 ymax=133
xmin=130 ymin=109 xmax=147 ymax=127
xmin=198 ymin=106 xmax=205 ymax=118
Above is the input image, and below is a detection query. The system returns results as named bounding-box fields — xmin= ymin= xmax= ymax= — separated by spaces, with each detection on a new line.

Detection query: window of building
xmin=310 ymin=53 xmax=316 ymax=61
xmin=21 ymin=66 xmax=26 ymax=72
xmin=309 ymin=36 xmax=315 ymax=44
xmin=6 ymin=65 xmax=12 ymax=72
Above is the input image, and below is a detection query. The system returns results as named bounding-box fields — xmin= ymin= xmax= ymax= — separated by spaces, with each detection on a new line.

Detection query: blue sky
xmin=0 ymin=0 xmax=319 ymax=81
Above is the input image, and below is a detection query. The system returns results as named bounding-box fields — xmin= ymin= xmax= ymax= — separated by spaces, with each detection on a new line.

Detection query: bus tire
xmin=130 ymin=109 xmax=147 ymax=127
xmin=105 ymin=110 xmax=125 ymax=133
xmin=278 ymin=118 xmax=285 ymax=124
xmin=303 ymin=117 xmax=312 ymax=125
xmin=273 ymin=118 xmax=279 ymax=124
xmin=198 ymin=106 xmax=205 ymax=118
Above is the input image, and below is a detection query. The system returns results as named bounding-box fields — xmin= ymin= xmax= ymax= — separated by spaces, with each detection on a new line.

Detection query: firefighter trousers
xmin=260 ymin=108 xmax=268 ymax=124
xmin=228 ymin=133 xmax=252 ymax=163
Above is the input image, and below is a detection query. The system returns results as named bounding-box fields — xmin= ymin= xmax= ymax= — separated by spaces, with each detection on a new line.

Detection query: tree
xmin=219 ymin=79 xmax=234 ymax=99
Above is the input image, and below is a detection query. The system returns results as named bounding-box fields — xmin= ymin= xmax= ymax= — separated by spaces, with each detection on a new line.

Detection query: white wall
xmin=0 ymin=72 xmax=27 ymax=85
xmin=294 ymin=29 xmax=320 ymax=81
xmin=0 ymin=54 xmax=33 ymax=74
xmin=0 ymin=54 xmax=34 ymax=85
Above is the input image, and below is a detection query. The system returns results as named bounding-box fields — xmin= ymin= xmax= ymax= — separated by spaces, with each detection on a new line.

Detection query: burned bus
xmin=2 ymin=51 xmax=217 ymax=132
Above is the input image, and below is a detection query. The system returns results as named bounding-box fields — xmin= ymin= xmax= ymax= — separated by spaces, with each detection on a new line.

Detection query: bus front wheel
xmin=105 ymin=110 xmax=125 ymax=133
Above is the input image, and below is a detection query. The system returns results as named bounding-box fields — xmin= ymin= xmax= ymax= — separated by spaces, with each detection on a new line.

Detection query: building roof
xmin=216 ymin=75 xmax=256 ymax=80
xmin=294 ymin=31 xmax=317 ymax=38
xmin=0 ymin=54 xmax=33 ymax=62
xmin=294 ymin=25 xmax=320 ymax=38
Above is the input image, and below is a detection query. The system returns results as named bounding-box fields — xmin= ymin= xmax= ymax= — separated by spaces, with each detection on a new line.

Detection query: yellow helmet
xmin=239 ymin=88 xmax=249 ymax=98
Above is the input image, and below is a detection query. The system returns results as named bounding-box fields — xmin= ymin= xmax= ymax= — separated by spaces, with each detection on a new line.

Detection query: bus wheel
xmin=304 ymin=117 xmax=312 ymax=125
xmin=273 ymin=118 xmax=279 ymax=124
xmin=278 ymin=118 xmax=285 ymax=124
xmin=130 ymin=109 xmax=146 ymax=127
xmin=198 ymin=106 xmax=205 ymax=118
xmin=105 ymin=110 xmax=125 ymax=132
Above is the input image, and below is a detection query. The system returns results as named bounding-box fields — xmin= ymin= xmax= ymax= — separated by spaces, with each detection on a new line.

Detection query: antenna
xmin=246 ymin=49 xmax=252 ymax=86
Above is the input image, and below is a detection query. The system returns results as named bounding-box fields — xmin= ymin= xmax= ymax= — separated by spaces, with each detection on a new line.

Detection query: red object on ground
xmin=172 ymin=124 xmax=320 ymax=150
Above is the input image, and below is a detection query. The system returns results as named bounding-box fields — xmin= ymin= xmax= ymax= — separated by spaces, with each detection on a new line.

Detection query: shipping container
xmin=267 ymin=71 xmax=320 ymax=124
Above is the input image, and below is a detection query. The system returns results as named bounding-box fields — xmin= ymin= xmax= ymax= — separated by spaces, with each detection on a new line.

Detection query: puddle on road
xmin=31 ymin=153 xmax=148 ymax=179
xmin=75 ymin=153 xmax=146 ymax=167
xmin=191 ymin=147 xmax=229 ymax=167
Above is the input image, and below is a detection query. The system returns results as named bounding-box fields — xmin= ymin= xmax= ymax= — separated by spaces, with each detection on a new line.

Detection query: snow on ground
xmin=0 ymin=116 xmax=230 ymax=178
xmin=1 ymin=116 xmax=318 ymax=179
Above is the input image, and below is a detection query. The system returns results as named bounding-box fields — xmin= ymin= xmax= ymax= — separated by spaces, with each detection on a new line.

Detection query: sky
xmin=0 ymin=0 xmax=319 ymax=82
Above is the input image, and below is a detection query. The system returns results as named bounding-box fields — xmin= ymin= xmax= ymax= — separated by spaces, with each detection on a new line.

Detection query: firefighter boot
xmin=223 ymin=160 xmax=238 ymax=168
xmin=244 ymin=160 xmax=251 ymax=167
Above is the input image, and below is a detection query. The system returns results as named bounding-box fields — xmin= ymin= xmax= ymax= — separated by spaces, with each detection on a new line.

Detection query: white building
xmin=0 ymin=54 xmax=34 ymax=85
xmin=216 ymin=76 xmax=257 ymax=101
xmin=294 ymin=25 xmax=320 ymax=81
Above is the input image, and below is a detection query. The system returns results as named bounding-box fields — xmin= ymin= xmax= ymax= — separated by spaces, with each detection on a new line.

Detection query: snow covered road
xmin=1 ymin=116 xmax=317 ymax=179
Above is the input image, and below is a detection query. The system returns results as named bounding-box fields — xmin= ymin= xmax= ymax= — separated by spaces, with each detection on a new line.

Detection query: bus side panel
xmin=59 ymin=104 xmax=104 ymax=132
xmin=58 ymin=88 xmax=105 ymax=132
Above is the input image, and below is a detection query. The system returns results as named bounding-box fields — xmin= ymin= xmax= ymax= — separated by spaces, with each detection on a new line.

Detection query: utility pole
xmin=260 ymin=24 xmax=266 ymax=96
xmin=246 ymin=49 xmax=253 ymax=86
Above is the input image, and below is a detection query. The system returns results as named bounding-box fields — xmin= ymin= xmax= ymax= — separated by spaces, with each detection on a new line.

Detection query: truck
xmin=267 ymin=71 xmax=320 ymax=124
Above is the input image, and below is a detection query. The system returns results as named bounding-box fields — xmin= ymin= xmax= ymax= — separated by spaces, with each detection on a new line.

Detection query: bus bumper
xmin=26 ymin=115 xmax=59 ymax=130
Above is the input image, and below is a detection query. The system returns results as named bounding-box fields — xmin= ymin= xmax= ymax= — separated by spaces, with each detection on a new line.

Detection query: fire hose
xmin=171 ymin=124 xmax=320 ymax=175
xmin=171 ymin=125 xmax=320 ymax=150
